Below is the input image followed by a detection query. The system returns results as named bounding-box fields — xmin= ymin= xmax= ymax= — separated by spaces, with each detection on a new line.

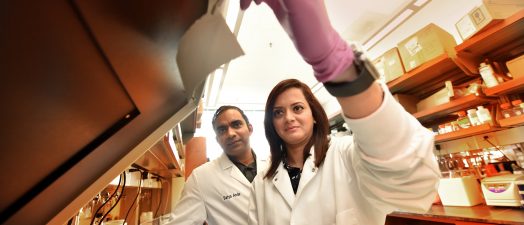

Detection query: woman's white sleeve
xmin=342 ymin=84 xmax=440 ymax=213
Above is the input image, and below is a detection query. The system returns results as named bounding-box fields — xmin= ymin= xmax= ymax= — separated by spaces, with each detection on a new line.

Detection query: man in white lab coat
xmin=170 ymin=106 xmax=267 ymax=225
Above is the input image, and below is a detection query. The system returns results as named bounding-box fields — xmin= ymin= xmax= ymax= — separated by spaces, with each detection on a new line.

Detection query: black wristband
xmin=323 ymin=50 xmax=380 ymax=97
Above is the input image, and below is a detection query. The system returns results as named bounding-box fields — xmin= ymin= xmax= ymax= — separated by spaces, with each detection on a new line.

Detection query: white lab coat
xmin=171 ymin=153 xmax=267 ymax=225
xmin=248 ymin=86 xmax=440 ymax=225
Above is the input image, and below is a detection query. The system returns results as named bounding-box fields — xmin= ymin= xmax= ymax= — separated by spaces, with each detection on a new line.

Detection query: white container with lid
xmin=438 ymin=176 xmax=484 ymax=206
xmin=467 ymin=109 xmax=481 ymax=126
xmin=476 ymin=105 xmax=493 ymax=126
xmin=479 ymin=62 xmax=499 ymax=88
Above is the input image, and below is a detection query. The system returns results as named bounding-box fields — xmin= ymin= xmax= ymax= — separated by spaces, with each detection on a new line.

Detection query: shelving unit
xmin=498 ymin=114 xmax=524 ymax=128
xmin=454 ymin=10 xmax=524 ymax=75
xmin=455 ymin=10 xmax=524 ymax=58
xmin=483 ymin=76 xmax=524 ymax=96
xmin=385 ymin=10 xmax=524 ymax=144
xmin=413 ymin=94 xmax=495 ymax=123
xmin=434 ymin=124 xmax=503 ymax=143
xmin=387 ymin=54 xmax=464 ymax=96
xmin=134 ymin=134 xmax=183 ymax=178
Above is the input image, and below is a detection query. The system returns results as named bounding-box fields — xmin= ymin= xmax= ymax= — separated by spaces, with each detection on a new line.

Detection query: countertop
xmin=390 ymin=204 xmax=524 ymax=224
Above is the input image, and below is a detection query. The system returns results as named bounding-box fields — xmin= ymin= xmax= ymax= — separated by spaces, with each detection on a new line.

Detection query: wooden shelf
xmin=435 ymin=123 xmax=503 ymax=143
xmin=385 ymin=10 xmax=524 ymax=144
xmin=455 ymin=9 xmax=524 ymax=57
xmin=483 ymin=76 xmax=524 ymax=96
xmin=134 ymin=135 xmax=182 ymax=178
xmin=413 ymin=94 xmax=495 ymax=123
xmin=498 ymin=114 xmax=524 ymax=127
xmin=387 ymin=54 xmax=462 ymax=95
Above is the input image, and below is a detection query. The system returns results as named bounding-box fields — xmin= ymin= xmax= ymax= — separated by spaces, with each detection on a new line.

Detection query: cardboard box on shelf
xmin=455 ymin=0 xmax=524 ymax=41
xmin=378 ymin=47 xmax=406 ymax=83
xmin=372 ymin=56 xmax=386 ymax=81
xmin=397 ymin=23 xmax=457 ymax=73
xmin=393 ymin=94 xmax=419 ymax=114
xmin=507 ymin=54 xmax=524 ymax=79
xmin=416 ymin=81 xmax=454 ymax=112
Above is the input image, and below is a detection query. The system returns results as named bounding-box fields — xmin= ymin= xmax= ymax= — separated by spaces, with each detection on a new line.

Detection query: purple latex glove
xmin=240 ymin=0 xmax=355 ymax=83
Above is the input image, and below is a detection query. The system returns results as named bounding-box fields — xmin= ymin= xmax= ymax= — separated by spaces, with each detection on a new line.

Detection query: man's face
xmin=214 ymin=109 xmax=253 ymax=158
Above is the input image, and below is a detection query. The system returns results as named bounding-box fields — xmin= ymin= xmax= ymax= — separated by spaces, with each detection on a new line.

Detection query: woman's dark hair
xmin=263 ymin=79 xmax=330 ymax=179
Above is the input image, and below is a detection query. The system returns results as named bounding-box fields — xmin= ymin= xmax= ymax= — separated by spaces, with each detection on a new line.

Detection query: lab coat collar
xmin=217 ymin=153 xmax=251 ymax=186
xmin=218 ymin=152 xmax=266 ymax=186
xmin=295 ymin=147 xmax=317 ymax=198
xmin=272 ymin=162 xmax=296 ymax=207
xmin=218 ymin=153 xmax=235 ymax=170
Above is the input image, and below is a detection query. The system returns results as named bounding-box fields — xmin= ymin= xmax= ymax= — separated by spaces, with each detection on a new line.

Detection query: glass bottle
xmin=500 ymin=103 xmax=513 ymax=118
xmin=476 ymin=105 xmax=493 ymax=126
xmin=479 ymin=62 xmax=499 ymax=88
xmin=444 ymin=122 xmax=453 ymax=133
xmin=467 ymin=109 xmax=480 ymax=126
xmin=511 ymin=100 xmax=523 ymax=116
xmin=456 ymin=111 xmax=471 ymax=129
xmin=438 ymin=124 xmax=446 ymax=134
xmin=450 ymin=121 xmax=460 ymax=131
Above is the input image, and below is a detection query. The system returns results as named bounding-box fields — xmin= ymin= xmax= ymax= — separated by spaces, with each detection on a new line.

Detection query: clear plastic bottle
xmin=444 ymin=122 xmax=453 ymax=133
xmin=456 ymin=111 xmax=471 ymax=129
xmin=511 ymin=100 xmax=523 ymax=116
xmin=467 ymin=109 xmax=480 ymax=126
xmin=500 ymin=103 xmax=513 ymax=118
xmin=476 ymin=105 xmax=494 ymax=126
xmin=450 ymin=121 xmax=460 ymax=131
xmin=438 ymin=124 xmax=446 ymax=134
xmin=479 ymin=62 xmax=499 ymax=88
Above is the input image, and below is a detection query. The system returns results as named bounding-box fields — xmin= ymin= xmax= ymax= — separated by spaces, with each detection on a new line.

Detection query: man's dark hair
xmin=211 ymin=105 xmax=250 ymax=128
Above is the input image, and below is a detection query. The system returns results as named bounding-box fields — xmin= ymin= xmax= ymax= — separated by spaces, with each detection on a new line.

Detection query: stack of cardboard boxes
xmin=374 ymin=0 xmax=524 ymax=114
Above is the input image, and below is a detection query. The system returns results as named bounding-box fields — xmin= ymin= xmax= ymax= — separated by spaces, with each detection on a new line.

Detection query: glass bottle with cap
xmin=500 ymin=103 xmax=513 ymax=118
xmin=511 ymin=100 xmax=523 ymax=116
xmin=456 ymin=111 xmax=471 ymax=129
xmin=438 ymin=124 xmax=446 ymax=134
xmin=476 ymin=105 xmax=493 ymax=126
xmin=467 ymin=108 xmax=480 ymax=126
xmin=479 ymin=62 xmax=499 ymax=88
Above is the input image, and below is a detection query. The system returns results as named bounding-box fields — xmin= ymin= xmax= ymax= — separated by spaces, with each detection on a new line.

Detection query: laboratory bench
xmin=386 ymin=204 xmax=524 ymax=225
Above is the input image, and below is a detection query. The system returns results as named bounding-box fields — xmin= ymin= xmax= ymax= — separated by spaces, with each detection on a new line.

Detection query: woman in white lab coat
xmin=240 ymin=0 xmax=441 ymax=224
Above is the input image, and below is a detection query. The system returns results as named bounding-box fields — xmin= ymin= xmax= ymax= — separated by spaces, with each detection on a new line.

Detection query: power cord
xmin=123 ymin=171 xmax=144 ymax=225
xmin=483 ymin=136 xmax=511 ymax=161
xmin=154 ymin=177 xmax=163 ymax=218
xmin=98 ymin=172 xmax=126 ymax=224
xmin=89 ymin=173 xmax=122 ymax=225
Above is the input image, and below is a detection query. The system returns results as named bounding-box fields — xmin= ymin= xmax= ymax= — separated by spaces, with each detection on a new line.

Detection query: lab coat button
xmin=312 ymin=168 xmax=316 ymax=172
xmin=274 ymin=178 xmax=278 ymax=181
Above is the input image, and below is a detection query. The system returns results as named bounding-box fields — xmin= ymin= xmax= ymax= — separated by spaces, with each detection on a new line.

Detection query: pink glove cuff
xmin=311 ymin=36 xmax=355 ymax=83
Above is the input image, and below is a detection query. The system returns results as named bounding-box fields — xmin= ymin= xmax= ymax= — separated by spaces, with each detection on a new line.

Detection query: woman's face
xmin=272 ymin=87 xmax=314 ymax=148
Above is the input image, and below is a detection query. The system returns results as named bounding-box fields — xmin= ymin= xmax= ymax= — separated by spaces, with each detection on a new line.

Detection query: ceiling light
xmin=413 ymin=0 xmax=429 ymax=7
xmin=207 ymin=68 xmax=224 ymax=107
xmin=225 ymin=0 xmax=239 ymax=30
